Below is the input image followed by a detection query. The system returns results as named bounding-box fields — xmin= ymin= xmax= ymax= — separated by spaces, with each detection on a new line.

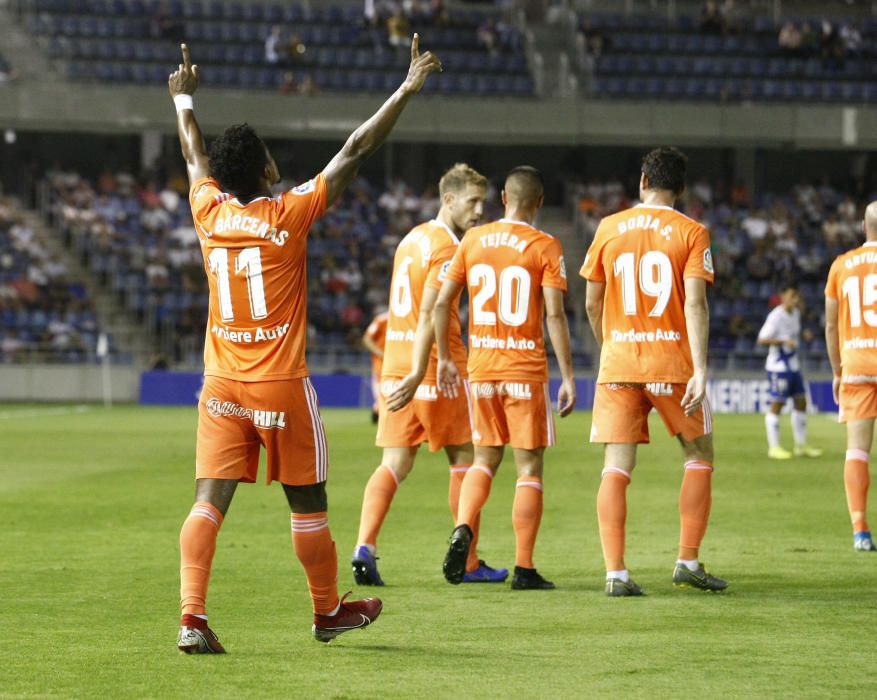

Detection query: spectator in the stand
xmin=819 ymin=19 xmax=845 ymax=69
xmin=153 ymin=0 xmax=185 ymax=42
xmin=265 ymin=26 xmax=284 ymax=64
xmin=477 ymin=17 xmax=498 ymax=54
xmin=578 ymin=17 xmax=610 ymax=58
xmin=778 ymin=21 xmax=803 ymax=55
xmin=700 ymin=1 xmax=726 ymax=35
xmin=741 ymin=208 xmax=769 ymax=241
xmin=387 ymin=10 xmax=411 ymax=48
xmin=840 ymin=23 xmax=862 ymax=56
xmin=746 ymin=243 xmax=773 ymax=281
xmin=1 ymin=329 xmax=28 ymax=362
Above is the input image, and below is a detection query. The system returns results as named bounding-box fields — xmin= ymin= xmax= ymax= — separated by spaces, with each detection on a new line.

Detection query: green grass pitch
xmin=1 ymin=404 xmax=874 ymax=698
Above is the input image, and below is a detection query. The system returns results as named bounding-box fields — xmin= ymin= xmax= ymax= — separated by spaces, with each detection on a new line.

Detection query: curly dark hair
xmin=208 ymin=123 xmax=268 ymax=198
xmin=641 ymin=146 xmax=688 ymax=195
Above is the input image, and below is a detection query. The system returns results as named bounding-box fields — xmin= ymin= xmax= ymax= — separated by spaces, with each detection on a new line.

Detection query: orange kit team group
xmin=167 ymin=40 xmax=877 ymax=654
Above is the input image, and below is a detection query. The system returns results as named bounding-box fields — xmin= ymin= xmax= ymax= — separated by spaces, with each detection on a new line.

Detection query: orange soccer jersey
xmin=445 ymin=218 xmax=567 ymax=382
xmin=825 ymin=242 xmax=877 ymax=381
xmin=580 ymin=204 xmax=714 ymax=384
xmin=189 ymin=175 xmax=326 ymax=381
xmin=365 ymin=311 xmax=389 ymax=377
xmin=381 ymin=219 xmax=467 ymax=381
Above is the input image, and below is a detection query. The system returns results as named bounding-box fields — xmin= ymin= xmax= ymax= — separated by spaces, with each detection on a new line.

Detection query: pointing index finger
xmin=181 ymin=43 xmax=192 ymax=68
xmin=411 ymin=32 xmax=419 ymax=61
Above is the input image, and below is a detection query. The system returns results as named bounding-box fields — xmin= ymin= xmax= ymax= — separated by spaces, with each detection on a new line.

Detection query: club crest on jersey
xmin=703 ymin=249 xmax=714 ymax=274
xmin=205 ymin=398 xmax=287 ymax=429
xmin=292 ymin=179 xmax=317 ymax=195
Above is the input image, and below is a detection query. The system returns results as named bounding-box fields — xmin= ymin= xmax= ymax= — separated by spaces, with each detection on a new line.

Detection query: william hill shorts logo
xmin=472 ymin=382 xmax=533 ymax=399
xmin=379 ymin=380 xmax=438 ymax=401
xmin=205 ymin=398 xmax=287 ymax=429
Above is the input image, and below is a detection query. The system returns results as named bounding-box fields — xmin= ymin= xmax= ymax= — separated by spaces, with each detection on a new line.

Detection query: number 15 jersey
xmin=189 ymin=175 xmax=327 ymax=381
xmin=580 ymin=203 xmax=714 ymax=384
xmin=444 ymin=218 xmax=567 ymax=383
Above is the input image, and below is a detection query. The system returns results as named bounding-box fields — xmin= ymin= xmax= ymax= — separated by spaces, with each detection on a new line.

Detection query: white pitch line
xmin=0 ymin=405 xmax=92 ymax=420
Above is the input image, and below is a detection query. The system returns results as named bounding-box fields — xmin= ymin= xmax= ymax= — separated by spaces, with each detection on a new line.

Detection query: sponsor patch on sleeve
xmin=438 ymin=260 xmax=452 ymax=282
xmin=559 ymin=255 xmax=567 ymax=279
xmin=291 ymin=179 xmax=317 ymax=195
xmin=703 ymin=249 xmax=714 ymax=274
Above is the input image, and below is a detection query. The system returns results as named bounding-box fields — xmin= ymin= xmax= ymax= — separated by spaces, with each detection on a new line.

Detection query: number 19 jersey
xmin=580 ymin=204 xmax=714 ymax=384
xmin=189 ymin=175 xmax=327 ymax=381
xmin=444 ymin=218 xmax=567 ymax=382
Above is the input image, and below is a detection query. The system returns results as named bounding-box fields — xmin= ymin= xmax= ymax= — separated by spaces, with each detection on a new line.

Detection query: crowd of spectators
xmin=778 ymin=18 xmax=861 ymax=69
xmin=0 ymin=197 xmax=100 ymax=363
xmin=572 ymin=177 xmax=867 ymax=370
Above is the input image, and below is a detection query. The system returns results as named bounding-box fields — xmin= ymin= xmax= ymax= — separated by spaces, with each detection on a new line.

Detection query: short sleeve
xmin=580 ymin=223 xmax=608 ymax=282
xmin=189 ymin=177 xmax=223 ymax=224
xmin=425 ymin=242 xmax=458 ymax=290
xmin=279 ymin=173 xmax=328 ymax=238
xmin=825 ymin=259 xmax=840 ymax=300
xmin=757 ymin=309 xmax=778 ymax=341
xmin=541 ymin=237 xmax=568 ymax=292
xmin=444 ymin=243 xmax=467 ymax=285
xmin=683 ymin=224 xmax=715 ymax=285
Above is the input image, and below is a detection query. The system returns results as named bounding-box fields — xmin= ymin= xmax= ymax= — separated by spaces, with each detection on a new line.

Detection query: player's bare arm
xmin=321 ymin=34 xmax=441 ymax=207
xmin=168 ymin=44 xmax=209 ymax=185
xmin=825 ymin=296 xmax=841 ymax=403
xmin=681 ymin=277 xmax=709 ymax=416
xmin=387 ymin=287 xmax=438 ymax=411
xmin=585 ymin=280 xmax=606 ymax=348
xmin=434 ymin=278 xmax=462 ymax=399
xmin=544 ymin=286 xmax=576 ymax=417
xmin=362 ymin=330 xmax=384 ymax=359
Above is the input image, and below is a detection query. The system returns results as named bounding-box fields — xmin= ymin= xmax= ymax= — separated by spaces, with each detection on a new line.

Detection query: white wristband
xmin=174 ymin=94 xmax=194 ymax=114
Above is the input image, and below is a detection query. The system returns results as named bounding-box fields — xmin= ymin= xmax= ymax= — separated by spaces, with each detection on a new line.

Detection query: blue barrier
xmin=140 ymin=371 xmax=839 ymax=413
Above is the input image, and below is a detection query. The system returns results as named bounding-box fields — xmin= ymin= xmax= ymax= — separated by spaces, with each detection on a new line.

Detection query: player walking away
xmin=582 ymin=147 xmax=727 ymax=596
xmin=351 ymin=164 xmax=508 ymax=585
xmin=168 ymin=38 xmax=441 ymax=652
xmin=825 ymin=201 xmax=877 ymax=552
xmin=362 ymin=308 xmax=388 ymax=423
xmin=435 ymin=166 xmax=576 ymax=590
xmin=757 ymin=283 xmax=823 ymax=460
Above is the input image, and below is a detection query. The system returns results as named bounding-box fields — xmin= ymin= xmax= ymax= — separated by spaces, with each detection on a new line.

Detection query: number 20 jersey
xmin=444 ymin=218 xmax=567 ymax=383
xmin=580 ymin=203 xmax=714 ymax=384
xmin=189 ymin=175 xmax=327 ymax=381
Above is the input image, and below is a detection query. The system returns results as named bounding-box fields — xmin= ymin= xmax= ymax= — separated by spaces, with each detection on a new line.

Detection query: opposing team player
xmin=825 ymin=201 xmax=877 ymax=552
xmin=436 ymin=166 xmax=576 ymax=590
xmin=362 ymin=308 xmax=388 ymax=423
xmin=168 ymin=39 xmax=441 ymax=652
xmin=582 ymin=147 xmax=727 ymax=596
xmin=352 ymin=164 xmax=509 ymax=585
xmin=757 ymin=284 xmax=823 ymax=460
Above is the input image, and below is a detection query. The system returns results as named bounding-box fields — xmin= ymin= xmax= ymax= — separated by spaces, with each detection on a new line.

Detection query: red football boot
xmin=177 ymin=614 xmax=226 ymax=654
xmin=312 ymin=592 xmax=382 ymax=643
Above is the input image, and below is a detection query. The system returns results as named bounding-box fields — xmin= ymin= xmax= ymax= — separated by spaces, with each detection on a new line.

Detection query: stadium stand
xmin=23 ymin=0 xmax=534 ymax=96
xmin=0 ymin=195 xmax=105 ymax=363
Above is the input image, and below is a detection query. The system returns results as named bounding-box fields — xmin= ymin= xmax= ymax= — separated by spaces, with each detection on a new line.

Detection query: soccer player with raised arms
xmin=582 ymin=147 xmax=727 ymax=596
xmin=435 ymin=166 xmax=576 ymax=590
xmin=351 ymin=164 xmax=508 ymax=586
xmin=825 ymin=201 xmax=877 ymax=552
xmin=168 ymin=39 xmax=441 ymax=652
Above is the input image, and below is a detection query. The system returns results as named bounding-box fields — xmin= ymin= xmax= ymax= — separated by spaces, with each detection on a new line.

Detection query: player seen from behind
xmin=168 ymin=38 xmax=441 ymax=652
xmin=436 ymin=166 xmax=576 ymax=590
xmin=825 ymin=201 xmax=877 ymax=552
xmin=351 ymin=163 xmax=508 ymax=586
xmin=582 ymin=147 xmax=727 ymax=596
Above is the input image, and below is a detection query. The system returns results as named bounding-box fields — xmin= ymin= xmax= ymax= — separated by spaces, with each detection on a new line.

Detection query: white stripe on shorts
xmin=544 ymin=383 xmax=556 ymax=447
xmin=303 ymin=378 xmax=328 ymax=482
xmin=463 ymin=380 xmax=474 ymax=434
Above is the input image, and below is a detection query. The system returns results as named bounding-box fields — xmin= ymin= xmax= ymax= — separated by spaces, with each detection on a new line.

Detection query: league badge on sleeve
xmin=438 ymin=260 xmax=452 ymax=282
xmin=559 ymin=255 xmax=567 ymax=279
xmin=703 ymin=249 xmax=714 ymax=274
xmin=292 ymin=179 xmax=317 ymax=195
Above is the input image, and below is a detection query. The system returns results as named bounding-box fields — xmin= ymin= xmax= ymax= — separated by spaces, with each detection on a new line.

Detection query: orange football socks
xmin=597 ymin=467 xmax=630 ymax=571
xmin=449 ymin=465 xmax=482 ymax=571
xmin=844 ymin=449 xmax=870 ymax=533
xmin=456 ymin=464 xmax=494 ymax=529
xmin=179 ymin=501 xmax=223 ymax=616
xmin=291 ymin=512 xmax=340 ymax=615
xmin=512 ymin=476 xmax=543 ymax=569
xmin=678 ymin=461 xmax=713 ymax=560
xmin=356 ymin=465 xmax=400 ymax=548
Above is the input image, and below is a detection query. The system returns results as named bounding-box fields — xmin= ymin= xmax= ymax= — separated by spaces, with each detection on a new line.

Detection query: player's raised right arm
xmin=321 ymin=34 xmax=441 ymax=207
xmin=168 ymin=44 xmax=209 ymax=186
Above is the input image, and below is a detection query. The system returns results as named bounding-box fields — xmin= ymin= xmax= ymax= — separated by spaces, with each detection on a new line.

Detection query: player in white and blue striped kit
xmin=757 ymin=284 xmax=823 ymax=459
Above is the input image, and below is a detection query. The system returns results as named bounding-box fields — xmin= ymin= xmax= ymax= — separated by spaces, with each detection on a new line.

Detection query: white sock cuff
xmin=516 ymin=479 xmax=543 ymax=491
xmin=601 ymin=466 xmax=631 ymax=480
xmin=189 ymin=504 xmax=222 ymax=526
xmin=379 ymin=464 xmax=400 ymax=486
xmin=290 ymin=514 xmax=329 ymax=533
xmin=449 ymin=465 xmax=470 ymax=474
xmin=683 ymin=460 xmax=714 ymax=472
xmin=846 ymin=449 xmax=870 ymax=464
xmin=471 ymin=464 xmax=495 ymax=479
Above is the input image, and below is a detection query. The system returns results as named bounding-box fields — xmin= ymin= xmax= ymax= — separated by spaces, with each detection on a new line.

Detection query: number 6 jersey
xmin=189 ymin=175 xmax=327 ymax=381
xmin=580 ymin=203 xmax=714 ymax=384
xmin=444 ymin=218 xmax=567 ymax=382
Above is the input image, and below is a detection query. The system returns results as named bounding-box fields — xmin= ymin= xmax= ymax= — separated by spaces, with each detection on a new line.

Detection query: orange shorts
xmin=468 ymin=381 xmax=555 ymax=450
xmin=376 ymin=379 xmax=472 ymax=451
xmin=196 ymin=375 xmax=328 ymax=485
xmin=590 ymin=383 xmax=712 ymax=444
xmin=838 ymin=382 xmax=877 ymax=423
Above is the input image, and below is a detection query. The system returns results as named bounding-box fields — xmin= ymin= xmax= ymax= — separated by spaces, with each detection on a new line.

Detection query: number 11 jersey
xmin=189 ymin=175 xmax=327 ymax=381
xmin=580 ymin=203 xmax=714 ymax=384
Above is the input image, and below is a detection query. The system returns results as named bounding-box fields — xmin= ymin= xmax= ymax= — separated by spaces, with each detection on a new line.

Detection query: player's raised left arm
xmin=321 ymin=34 xmax=441 ymax=207
xmin=682 ymin=277 xmax=709 ymax=416
xmin=825 ymin=296 xmax=841 ymax=403
xmin=168 ymin=44 xmax=209 ymax=185
xmin=545 ymin=287 xmax=576 ymax=417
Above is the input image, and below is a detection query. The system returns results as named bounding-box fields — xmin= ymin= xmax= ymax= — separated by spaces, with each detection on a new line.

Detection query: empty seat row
xmin=606 ymin=32 xmax=875 ymax=57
